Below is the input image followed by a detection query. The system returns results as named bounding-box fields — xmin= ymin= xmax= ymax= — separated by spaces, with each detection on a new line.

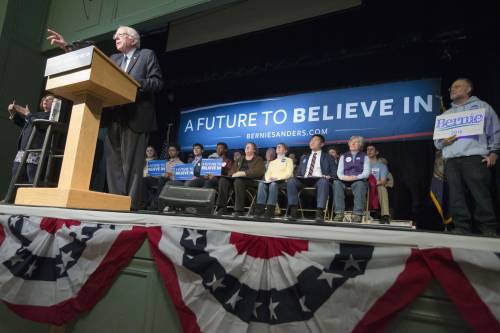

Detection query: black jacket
xmin=103 ymin=48 xmax=164 ymax=133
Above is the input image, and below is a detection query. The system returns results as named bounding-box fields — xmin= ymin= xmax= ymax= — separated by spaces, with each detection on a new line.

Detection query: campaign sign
xmin=178 ymin=78 xmax=442 ymax=150
xmin=433 ymin=108 xmax=485 ymax=139
xmin=147 ymin=159 xmax=166 ymax=177
xmin=200 ymin=158 xmax=223 ymax=176
xmin=173 ymin=164 xmax=194 ymax=181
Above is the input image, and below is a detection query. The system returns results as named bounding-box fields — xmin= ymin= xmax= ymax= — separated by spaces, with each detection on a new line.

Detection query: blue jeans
xmin=333 ymin=179 xmax=367 ymax=215
xmin=257 ymin=181 xmax=285 ymax=205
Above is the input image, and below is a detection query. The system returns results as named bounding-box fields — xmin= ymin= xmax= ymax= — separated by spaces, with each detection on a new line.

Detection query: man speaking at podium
xmin=47 ymin=26 xmax=164 ymax=210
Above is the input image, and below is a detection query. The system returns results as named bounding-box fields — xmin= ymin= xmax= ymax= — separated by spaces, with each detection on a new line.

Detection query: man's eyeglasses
xmin=113 ymin=32 xmax=129 ymax=40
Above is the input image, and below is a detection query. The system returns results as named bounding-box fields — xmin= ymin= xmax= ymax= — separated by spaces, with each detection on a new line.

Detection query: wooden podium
xmin=15 ymin=46 xmax=140 ymax=211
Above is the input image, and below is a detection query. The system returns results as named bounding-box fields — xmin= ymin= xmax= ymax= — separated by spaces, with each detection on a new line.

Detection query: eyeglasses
xmin=113 ymin=32 xmax=129 ymax=40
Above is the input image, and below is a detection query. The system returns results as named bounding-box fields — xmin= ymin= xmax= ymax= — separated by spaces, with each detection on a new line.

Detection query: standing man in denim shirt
xmin=435 ymin=78 xmax=500 ymax=236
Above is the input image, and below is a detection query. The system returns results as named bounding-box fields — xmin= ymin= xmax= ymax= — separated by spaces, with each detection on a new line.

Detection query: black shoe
xmin=449 ymin=226 xmax=470 ymax=235
xmin=287 ymin=206 xmax=299 ymax=221
xmin=380 ymin=215 xmax=390 ymax=224
xmin=315 ymin=209 xmax=325 ymax=223
xmin=477 ymin=225 xmax=498 ymax=237
xmin=254 ymin=204 xmax=266 ymax=217
xmin=265 ymin=205 xmax=276 ymax=219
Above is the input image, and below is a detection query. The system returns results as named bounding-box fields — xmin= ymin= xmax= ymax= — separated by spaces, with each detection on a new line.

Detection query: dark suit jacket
xmin=104 ymin=48 xmax=164 ymax=133
xmin=297 ymin=151 xmax=338 ymax=178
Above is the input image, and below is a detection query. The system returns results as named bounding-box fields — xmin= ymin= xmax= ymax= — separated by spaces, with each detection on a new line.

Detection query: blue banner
xmin=173 ymin=164 xmax=194 ymax=181
xmin=200 ymin=158 xmax=223 ymax=176
xmin=178 ymin=79 xmax=442 ymax=151
xmin=147 ymin=160 xmax=166 ymax=177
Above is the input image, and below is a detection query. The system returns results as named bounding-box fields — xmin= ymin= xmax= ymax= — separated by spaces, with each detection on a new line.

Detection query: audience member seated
xmin=232 ymin=150 xmax=242 ymax=162
xmin=328 ymin=146 xmax=340 ymax=164
xmin=145 ymin=144 xmax=183 ymax=210
xmin=254 ymin=143 xmax=294 ymax=218
xmin=333 ymin=136 xmax=370 ymax=223
xmin=140 ymin=145 xmax=158 ymax=209
xmin=287 ymin=134 xmax=337 ymax=222
xmin=215 ymin=142 xmax=265 ymax=217
xmin=367 ymin=144 xmax=391 ymax=224
xmin=168 ymin=143 xmax=204 ymax=187
xmin=204 ymin=142 xmax=233 ymax=189
xmin=378 ymin=158 xmax=394 ymax=188
xmin=143 ymin=146 xmax=158 ymax=177
xmin=7 ymin=94 xmax=54 ymax=185
xmin=188 ymin=142 xmax=233 ymax=189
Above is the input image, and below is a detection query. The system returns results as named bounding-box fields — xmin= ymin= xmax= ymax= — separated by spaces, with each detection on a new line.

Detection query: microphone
xmin=66 ymin=40 xmax=95 ymax=51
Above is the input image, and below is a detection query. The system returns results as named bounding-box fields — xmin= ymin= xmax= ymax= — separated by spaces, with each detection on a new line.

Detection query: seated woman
xmin=140 ymin=145 xmax=158 ymax=209
xmin=333 ymin=136 xmax=370 ymax=223
xmin=215 ymin=142 xmax=265 ymax=217
xmin=254 ymin=143 xmax=294 ymax=218
xmin=143 ymin=145 xmax=158 ymax=176
xmin=7 ymin=94 xmax=54 ymax=184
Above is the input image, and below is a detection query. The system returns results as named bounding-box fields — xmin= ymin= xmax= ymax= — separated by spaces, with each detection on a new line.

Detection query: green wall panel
xmin=0 ymin=0 xmax=51 ymax=198
xmin=0 ymin=0 xmax=8 ymax=37
xmin=42 ymin=0 xmax=238 ymax=51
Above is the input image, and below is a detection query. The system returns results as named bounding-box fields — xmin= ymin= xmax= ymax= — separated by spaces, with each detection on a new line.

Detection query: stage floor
xmin=0 ymin=203 xmax=498 ymax=252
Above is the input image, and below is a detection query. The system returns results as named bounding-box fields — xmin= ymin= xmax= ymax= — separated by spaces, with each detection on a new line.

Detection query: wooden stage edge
xmin=0 ymin=203 xmax=498 ymax=253
xmin=14 ymin=188 xmax=131 ymax=211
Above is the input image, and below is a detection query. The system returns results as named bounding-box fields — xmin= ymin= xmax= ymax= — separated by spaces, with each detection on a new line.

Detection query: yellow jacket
xmin=265 ymin=156 xmax=294 ymax=182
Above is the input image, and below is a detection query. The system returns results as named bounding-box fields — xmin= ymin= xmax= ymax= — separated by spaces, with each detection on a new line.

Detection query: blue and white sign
xmin=173 ymin=164 xmax=194 ymax=181
xmin=178 ymin=79 xmax=442 ymax=150
xmin=433 ymin=108 xmax=485 ymax=139
xmin=147 ymin=159 xmax=166 ymax=177
xmin=200 ymin=158 xmax=223 ymax=176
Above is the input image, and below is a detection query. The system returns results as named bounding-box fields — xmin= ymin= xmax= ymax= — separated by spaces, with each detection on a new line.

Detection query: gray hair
xmin=118 ymin=26 xmax=141 ymax=48
xmin=349 ymin=135 xmax=365 ymax=148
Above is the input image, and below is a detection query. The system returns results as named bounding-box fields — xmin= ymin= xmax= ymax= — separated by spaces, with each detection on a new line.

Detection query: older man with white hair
xmin=333 ymin=136 xmax=370 ymax=222
xmin=47 ymin=26 xmax=164 ymax=210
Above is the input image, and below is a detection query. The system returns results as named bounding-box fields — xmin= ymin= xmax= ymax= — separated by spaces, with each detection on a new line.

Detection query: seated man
xmin=378 ymin=158 xmax=394 ymax=188
xmin=168 ymin=143 xmax=204 ymax=186
xmin=201 ymin=142 xmax=234 ymax=189
xmin=216 ymin=142 xmax=265 ymax=217
xmin=366 ymin=144 xmax=391 ymax=224
xmin=254 ymin=143 xmax=294 ymax=218
xmin=287 ymin=134 xmax=337 ymax=222
xmin=333 ymin=136 xmax=370 ymax=223
xmin=147 ymin=144 xmax=183 ymax=210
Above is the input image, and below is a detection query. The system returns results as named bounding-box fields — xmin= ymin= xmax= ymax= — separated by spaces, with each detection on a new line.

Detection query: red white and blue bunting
xmin=0 ymin=214 xmax=499 ymax=332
